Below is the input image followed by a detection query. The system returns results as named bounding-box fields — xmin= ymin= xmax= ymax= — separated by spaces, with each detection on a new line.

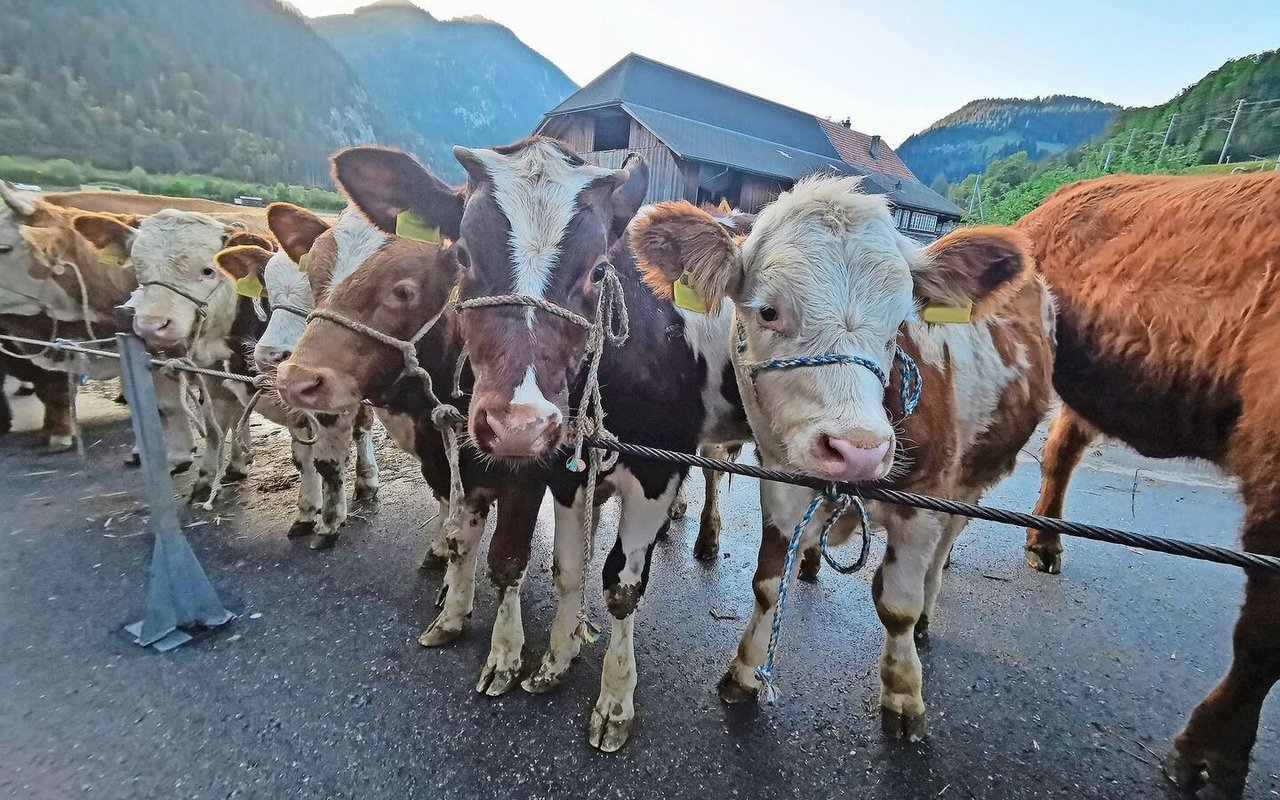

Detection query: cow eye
xmin=0 ymin=243 xmax=12 ymax=254
xmin=201 ymin=266 xmax=216 ymax=278
xmin=591 ymin=262 xmax=607 ymax=283
xmin=454 ymin=245 xmax=471 ymax=270
xmin=391 ymin=281 xmax=417 ymax=303
xmin=759 ymin=306 xmax=778 ymax=323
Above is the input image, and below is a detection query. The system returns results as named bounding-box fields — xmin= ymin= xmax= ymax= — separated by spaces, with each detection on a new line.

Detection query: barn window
xmin=593 ymin=114 xmax=631 ymax=151
xmin=908 ymin=211 xmax=938 ymax=233
xmin=893 ymin=208 xmax=909 ymax=228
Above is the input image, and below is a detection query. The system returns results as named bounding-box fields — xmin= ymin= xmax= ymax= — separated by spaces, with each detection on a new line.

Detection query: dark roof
xmin=541 ymin=53 xmax=961 ymax=217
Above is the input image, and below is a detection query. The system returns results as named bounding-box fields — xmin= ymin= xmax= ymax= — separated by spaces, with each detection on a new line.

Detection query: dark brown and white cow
xmin=328 ymin=139 xmax=754 ymax=752
xmin=631 ymin=177 xmax=1054 ymax=740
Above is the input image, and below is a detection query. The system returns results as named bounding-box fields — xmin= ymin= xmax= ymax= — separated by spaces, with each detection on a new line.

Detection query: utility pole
xmin=1122 ymin=129 xmax=1137 ymax=159
xmin=1103 ymin=146 xmax=1113 ymax=172
xmin=1158 ymin=113 xmax=1178 ymax=162
xmin=968 ymin=175 xmax=979 ymax=216
xmin=1218 ymin=99 xmax=1247 ymax=164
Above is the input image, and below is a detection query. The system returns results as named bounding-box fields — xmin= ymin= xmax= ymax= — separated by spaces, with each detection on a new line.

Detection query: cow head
xmin=0 ymin=182 xmax=81 ymax=318
xmin=276 ymin=208 xmax=457 ymax=414
xmin=74 ymin=209 xmax=244 ymax=352
xmin=331 ymin=139 xmax=647 ymax=463
xmin=632 ymin=176 xmax=1033 ymax=482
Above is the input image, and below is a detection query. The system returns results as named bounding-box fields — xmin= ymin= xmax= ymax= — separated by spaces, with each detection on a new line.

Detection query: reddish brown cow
xmin=1019 ymin=171 xmax=1280 ymax=799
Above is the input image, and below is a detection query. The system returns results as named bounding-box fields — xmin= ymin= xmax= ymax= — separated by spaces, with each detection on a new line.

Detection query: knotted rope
xmin=453 ymin=266 xmax=630 ymax=643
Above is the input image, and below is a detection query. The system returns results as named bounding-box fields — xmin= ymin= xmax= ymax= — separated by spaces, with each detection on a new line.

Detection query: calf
xmin=630 ymin=177 xmax=1053 ymax=741
xmin=330 ymin=140 xmax=754 ymax=751
xmin=215 ymin=205 xmax=381 ymax=545
xmin=1017 ymin=171 xmax=1280 ymax=799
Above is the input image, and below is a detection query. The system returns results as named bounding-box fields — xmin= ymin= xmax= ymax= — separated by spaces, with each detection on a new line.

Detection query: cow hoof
xmin=588 ymin=704 xmax=634 ymax=753
xmin=309 ymin=533 xmax=338 ymax=551
xmin=287 ymin=519 xmax=316 ymax=538
xmin=417 ymin=618 xmax=463 ymax=648
xmin=476 ymin=660 xmax=522 ymax=697
xmin=716 ymin=671 xmax=758 ymax=704
xmin=223 ymin=466 xmax=250 ymax=484
xmin=798 ymin=548 xmax=822 ymax=583
xmin=521 ymin=663 xmax=570 ymax=695
xmin=667 ymin=497 xmax=687 ymax=520
xmin=354 ymin=485 xmax=380 ymax=503
xmin=188 ymin=482 xmax=212 ymax=505
xmin=0 ymin=422 xmax=10 ymax=437
xmin=1164 ymin=745 xmax=1247 ymax=800
xmin=169 ymin=459 xmax=192 ymax=475
xmin=914 ymin=615 xmax=931 ymax=647
xmin=692 ymin=530 xmax=720 ymax=561
xmin=1025 ymin=547 xmax=1063 ymax=575
xmin=45 ymin=435 xmax=74 ymax=454
xmin=881 ymin=707 xmax=928 ymax=742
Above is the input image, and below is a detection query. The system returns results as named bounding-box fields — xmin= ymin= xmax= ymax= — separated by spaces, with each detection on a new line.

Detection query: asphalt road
xmin=1 ymin=383 xmax=1277 ymax=800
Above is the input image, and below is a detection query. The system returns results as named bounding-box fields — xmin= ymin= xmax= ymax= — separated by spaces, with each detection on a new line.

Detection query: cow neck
xmin=227 ymin=294 xmax=270 ymax=378
xmin=371 ymin=310 xmax=467 ymax=418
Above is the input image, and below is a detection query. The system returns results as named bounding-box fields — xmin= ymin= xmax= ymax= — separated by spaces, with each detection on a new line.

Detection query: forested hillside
xmin=896 ymin=96 xmax=1119 ymax=187
xmin=0 ymin=0 xmax=414 ymax=185
xmin=314 ymin=0 xmax=577 ymax=181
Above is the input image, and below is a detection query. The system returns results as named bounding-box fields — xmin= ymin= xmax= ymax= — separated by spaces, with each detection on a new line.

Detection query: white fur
xmin=510 ymin=365 xmax=560 ymax=421
xmin=471 ymin=142 xmax=613 ymax=306
xmin=0 ymin=202 xmax=81 ymax=319
xmin=256 ymin=250 xmax=310 ymax=355
xmin=327 ymin=210 xmax=389 ymax=292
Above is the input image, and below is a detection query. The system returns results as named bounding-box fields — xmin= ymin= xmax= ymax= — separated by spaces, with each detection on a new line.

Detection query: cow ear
xmin=266 ymin=202 xmax=329 ymax=263
xmin=216 ymin=245 xmax=273 ymax=281
xmin=1 ymin=180 xmax=37 ymax=218
xmin=226 ymin=230 xmax=277 ymax=251
xmin=914 ymin=226 xmax=1034 ymax=316
xmin=333 ymin=147 xmax=463 ymax=240
xmin=19 ymin=226 xmax=61 ymax=279
xmin=630 ymin=201 xmax=743 ymax=313
xmin=608 ymin=153 xmax=649 ymax=242
xmin=72 ymin=213 xmax=136 ymax=252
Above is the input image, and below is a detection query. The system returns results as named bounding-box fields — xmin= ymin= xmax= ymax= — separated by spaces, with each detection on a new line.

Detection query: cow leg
xmin=873 ymin=508 xmax=945 ymax=742
xmin=418 ymin=496 xmax=489 ymax=647
xmin=588 ymin=468 xmax=679 ymax=753
xmin=668 ymin=480 xmax=688 ymax=521
xmin=418 ymin=493 xmax=452 ymax=569
xmin=694 ymin=448 xmax=725 ymax=560
xmin=524 ymin=492 xmax=593 ymax=693
xmin=1026 ymin=406 xmax=1097 ymax=574
xmin=918 ymin=502 xmax=976 ymax=646
xmin=476 ymin=483 xmax=543 ymax=696
xmin=286 ymin=432 xmax=322 ymax=539
xmin=0 ymin=357 xmax=11 ymax=436
xmin=153 ymin=372 xmax=195 ymax=473
xmin=188 ymin=385 xmax=241 ymax=504
xmin=222 ymin=391 xmax=255 ymax=483
xmin=310 ymin=414 xmax=356 ymax=550
xmin=33 ymin=370 xmax=74 ymax=452
xmin=352 ymin=404 xmax=380 ymax=502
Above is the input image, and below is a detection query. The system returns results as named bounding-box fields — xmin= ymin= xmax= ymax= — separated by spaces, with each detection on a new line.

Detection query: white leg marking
xmin=477 ymin=577 xmax=526 ymax=696
xmin=418 ymin=501 xmax=488 ymax=647
xmin=523 ymin=492 xmax=586 ymax=693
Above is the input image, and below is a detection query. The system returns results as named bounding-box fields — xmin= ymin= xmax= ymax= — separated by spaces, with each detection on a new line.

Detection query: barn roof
xmin=542 ymin=53 xmax=962 ymax=218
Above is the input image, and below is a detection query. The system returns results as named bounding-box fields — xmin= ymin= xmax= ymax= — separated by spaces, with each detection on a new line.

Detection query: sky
xmin=290 ymin=0 xmax=1280 ymax=145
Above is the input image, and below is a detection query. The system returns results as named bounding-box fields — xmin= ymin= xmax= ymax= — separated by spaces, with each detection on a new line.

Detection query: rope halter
xmin=452 ymin=264 xmax=630 ymax=644
xmin=734 ymin=317 xmax=923 ymax=704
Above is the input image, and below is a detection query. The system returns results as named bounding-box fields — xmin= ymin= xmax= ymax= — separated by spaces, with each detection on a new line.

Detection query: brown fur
xmin=630 ymin=201 xmax=741 ymax=313
xmin=1019 ymin=170 xmax=1280 ymax=794
xmin=266 ymin=202 xmax=330 ymax=264
xmin=916 ymin=226 xmax=1036 ymax=319
xmin=215 ymin=245 xmax=273 ymax=282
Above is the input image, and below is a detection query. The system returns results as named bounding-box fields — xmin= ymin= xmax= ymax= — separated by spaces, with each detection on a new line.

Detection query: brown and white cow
xmin=631 ymin=176 xmax=1054 ymax=740
xmin=212 ymin=206 xmax=380 ymax=546
xmin=1017 ymin=171 xmax=1280 ymax=799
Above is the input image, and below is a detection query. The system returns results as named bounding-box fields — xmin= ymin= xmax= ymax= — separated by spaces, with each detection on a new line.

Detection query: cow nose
xmin=133 ymin=315 xmax=173 ymax=342
xmin=813 ymin=434 xmax=892 ymax=482
xmin=276 ymin=363 xmax=325 ymax=409
xmin=254 ymin=346 xmax=290 ymax=372
xmin=475 ymin=403 xmax=562 ymax=459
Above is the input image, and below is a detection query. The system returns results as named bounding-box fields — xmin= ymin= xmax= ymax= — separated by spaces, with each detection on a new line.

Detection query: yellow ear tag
xmin=234 ymin=274 xmax=264 ymax=299
xmin=672 ymin=272 xmax=708 ymax=314
xmin=921 ymin=302 xmax=973 ymax=324
xmin=447 ymin=284 xmax=460 ymax=304
xmin=395 ymin=209 xmax=440 ymax=244
xmin=98 ymin=246 xmax=126 ymax=267
xmin=297 ymin=253 xmax=309 ymax=273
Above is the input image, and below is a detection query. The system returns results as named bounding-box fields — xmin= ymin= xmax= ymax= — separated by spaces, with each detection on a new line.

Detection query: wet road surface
xmin=1 ymin=386 xmax=1277 ymax=799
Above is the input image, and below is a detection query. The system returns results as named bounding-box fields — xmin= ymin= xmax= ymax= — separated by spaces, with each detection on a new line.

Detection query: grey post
xmin=118 ymin=331 xmax=233 ymax=647
xmin=1218 ymin=99 xmax=1246 ymax=164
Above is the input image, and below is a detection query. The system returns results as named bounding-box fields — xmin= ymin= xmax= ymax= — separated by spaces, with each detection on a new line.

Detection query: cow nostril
xmin=474 ymin=408 xmax=498 ymax=445
xmin=817 ymin=434 xmax=843 ymax=462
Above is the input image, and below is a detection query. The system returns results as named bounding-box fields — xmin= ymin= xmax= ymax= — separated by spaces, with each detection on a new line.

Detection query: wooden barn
xmin=536 ymin=54 xmax=962 ymax=241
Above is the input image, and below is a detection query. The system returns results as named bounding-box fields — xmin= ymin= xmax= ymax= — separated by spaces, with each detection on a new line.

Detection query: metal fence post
xmin=117 ymin=331 xmax=233 ymax=649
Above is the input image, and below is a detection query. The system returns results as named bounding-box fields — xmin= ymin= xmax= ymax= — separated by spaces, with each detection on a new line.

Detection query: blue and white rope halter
xmin=735 ymin=320 xmax=923 ymax=704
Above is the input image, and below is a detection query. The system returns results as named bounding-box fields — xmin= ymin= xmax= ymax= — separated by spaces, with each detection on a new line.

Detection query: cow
xmin=1016 ymin=171 xmax=1280 ymax=799
xmin=322 ymin=139 xmax=763 ymax=752
xmin=213 ymin=205 xmax=382 ymax=545
xmin=0 ymin=186 xmax=194 ymax=463
xmin=629 ymin=177 xmax=1054 ymax=741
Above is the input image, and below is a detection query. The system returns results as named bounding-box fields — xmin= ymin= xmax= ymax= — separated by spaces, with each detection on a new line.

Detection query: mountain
xmin=313 ymin=0 xmax=577 ymax=182
xmin=0 ymin=0 xmax=414 ymax=185
xmin=896 ymin=96 xmax=1121 ymax=187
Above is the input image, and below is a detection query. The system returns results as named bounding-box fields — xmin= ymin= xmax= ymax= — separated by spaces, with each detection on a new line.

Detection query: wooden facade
xmin=542 ymin=111 xmax=784 ymax=212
